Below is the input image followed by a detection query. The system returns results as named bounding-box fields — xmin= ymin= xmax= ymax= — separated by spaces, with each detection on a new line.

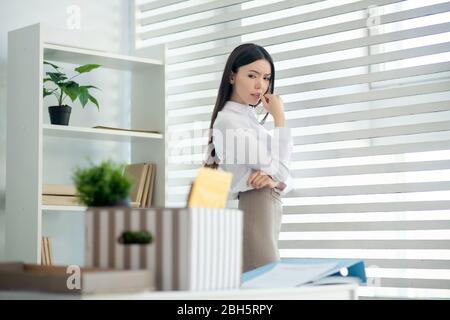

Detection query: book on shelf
xmin=141 ymin=163 xmax=155 ymax=208
xmin=124 ymin=163 xmax=149 ymax=207
xmin=131 ymin=201 xmax=140 ymax=208
xmin=92 ymin=126 xmax=160 ymax=134
xmin=42 ymin=195 xmax=79 ymax=206
xmin=241 ymin=258 xmax=366 ymax=289
xmin=147 ymin=163 xmax=156 ymax=207
xmin=43 ymin=184 xmax=76 ymax=196
xmin=123 ymin=162 xmax=156 ymax=208
xmin=41 ymin=236 xmax=53 ymax=266
xmin=141 ymin=164 xmax=151 ymax=208
xmin=40 ymin=237 xmax=47 ymax=265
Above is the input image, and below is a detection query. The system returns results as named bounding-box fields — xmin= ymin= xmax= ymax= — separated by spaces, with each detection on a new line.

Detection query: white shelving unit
xmin=6 ymin=23 xmax=168 ymax=264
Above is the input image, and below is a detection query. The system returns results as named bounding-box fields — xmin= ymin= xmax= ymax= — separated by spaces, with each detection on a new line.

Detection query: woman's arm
xmin=246 ymin=126 xmax=293 ymax=183
xmin=252 ymin=94 xmax=292 ymax=183
xmin=247 ymin=170 xmax=294 ymax=195
xmin=214 ymin=118 xmax=292 ymax=185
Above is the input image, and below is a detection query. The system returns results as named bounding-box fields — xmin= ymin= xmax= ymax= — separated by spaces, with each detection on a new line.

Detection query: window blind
xmin=135 ymin=0 xmax=450 ymax=299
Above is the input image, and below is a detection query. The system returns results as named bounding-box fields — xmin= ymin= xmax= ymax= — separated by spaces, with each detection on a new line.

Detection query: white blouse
xmin=212 ymin=100 xmax=294 ymax=200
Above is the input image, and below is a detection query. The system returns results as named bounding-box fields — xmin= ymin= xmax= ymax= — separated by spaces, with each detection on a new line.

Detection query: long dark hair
xmin=203 ymin=43 xmax=275 ymax=169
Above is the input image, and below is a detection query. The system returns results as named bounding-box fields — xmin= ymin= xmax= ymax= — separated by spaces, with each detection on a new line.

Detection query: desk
xmin=0 ymin=284 xmax=357 ymax=300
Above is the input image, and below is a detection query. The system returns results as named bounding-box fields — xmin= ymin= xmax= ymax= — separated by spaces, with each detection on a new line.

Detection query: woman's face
xmin=229 ymin=59 xmax=272 ymax=106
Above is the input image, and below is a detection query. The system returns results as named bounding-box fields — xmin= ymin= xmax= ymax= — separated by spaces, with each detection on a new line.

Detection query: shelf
xmin=42 ymin=205 xmax=86 ymax=212
xmin=6 ymin=24 xmax=167 ymax=264
xmin=43 ymin=124 xmax=164 ymax=141
xmin=43 ymin=43 xmax=163 ymax=71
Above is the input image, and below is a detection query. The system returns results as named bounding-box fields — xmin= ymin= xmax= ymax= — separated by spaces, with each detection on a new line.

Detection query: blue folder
xmin=242 ymin=258 xmax=367 ymax=287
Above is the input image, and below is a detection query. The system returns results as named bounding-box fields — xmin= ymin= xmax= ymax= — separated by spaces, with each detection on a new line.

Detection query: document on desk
xmin=241 ymin=262 xmax=339 ymax=289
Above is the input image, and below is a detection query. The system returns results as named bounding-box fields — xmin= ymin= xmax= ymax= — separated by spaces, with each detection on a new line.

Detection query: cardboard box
xmin=85 ymin=207 xmax=243 ymax=291
xmin=0 ymin=263 xmax=153 ymax=294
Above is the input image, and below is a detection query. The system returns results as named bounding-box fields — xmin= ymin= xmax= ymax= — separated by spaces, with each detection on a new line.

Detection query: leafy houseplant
xmin=43 ymin=61 xmax=101 ymax=125
xmin=73 ymin=159 xmax=132 ymax=207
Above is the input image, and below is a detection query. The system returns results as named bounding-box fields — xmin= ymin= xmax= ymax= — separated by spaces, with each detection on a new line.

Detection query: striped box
xmin=85 ymin=207 xmax=243 ymax=291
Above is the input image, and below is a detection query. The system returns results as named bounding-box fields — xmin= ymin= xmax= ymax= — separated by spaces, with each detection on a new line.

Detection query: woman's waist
xmin=238 ymin=186 xmax=280 ymax=198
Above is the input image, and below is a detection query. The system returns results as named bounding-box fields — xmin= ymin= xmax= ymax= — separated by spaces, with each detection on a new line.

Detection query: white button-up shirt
xmin=212 ymin=100 xmax=294 ymax=200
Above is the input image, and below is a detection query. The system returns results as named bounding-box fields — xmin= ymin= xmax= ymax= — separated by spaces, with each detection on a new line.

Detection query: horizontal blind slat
xmin=280 ymin=230 xmax=450 ymax=240
xmin=358 ymin=286 xmax=450 ymax=299
xmin=279 ymin=240 xmax=450 ymax=250
xmin=365 ymin=267 xmax=450 ymax=280
xmin=281 ymin=220 xmax=450 ymax=232
xmin=367 ymin=278 xmax=450 ymax=290
xmin=291 ymin=160 xmax=450 ymax=177
xmin=283 ymin=201 xmax=450 ymax=214
xmin=283 ymin=181 xmax=450 ymax=198
xmin=279 ymin=249 xmax=450 ymax=259
xmin=138 ymin=0 xmax=185 ymax=12
xmin=291 ymin=140 xmax=450 ymax=161
xmin=360 ymin=259 xmax=450 ymax=269
xmin=292 ymin=121 xmax=450 ymax=145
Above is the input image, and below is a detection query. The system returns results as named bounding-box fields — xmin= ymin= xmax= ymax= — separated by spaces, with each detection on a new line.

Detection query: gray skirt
xmin=238 ymin=187 xmax=282 ymax=273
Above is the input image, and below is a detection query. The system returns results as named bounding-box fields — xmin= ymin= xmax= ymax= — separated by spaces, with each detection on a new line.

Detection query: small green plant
xmin=43 ymin=61 xmax=101 ymax=109
xmin=73 ymin=159 xmax=132 ymax=207
xmin=118 ymin=231 xmax=153 ymax=245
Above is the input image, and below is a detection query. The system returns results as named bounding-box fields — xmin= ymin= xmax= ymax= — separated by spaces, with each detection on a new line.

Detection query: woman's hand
xmin=261 ymin=93 xmax=285 ymax=127
xmin=247 ymin=170 xmax=278 ymax=189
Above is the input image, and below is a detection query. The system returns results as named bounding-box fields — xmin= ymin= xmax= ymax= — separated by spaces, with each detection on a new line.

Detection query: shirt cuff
xmin=274 ymin=174 xmax=294 ymax=196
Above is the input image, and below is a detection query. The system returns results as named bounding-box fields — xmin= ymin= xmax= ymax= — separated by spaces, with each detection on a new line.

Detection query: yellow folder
xmin=187 ymin=167 xmax=233 ymax=208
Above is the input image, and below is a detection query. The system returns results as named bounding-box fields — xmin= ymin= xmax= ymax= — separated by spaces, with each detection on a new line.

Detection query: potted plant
xmin=72 ymin=159 xmax=132 ymax=207
xmin=43 ymin=61 xmax=101 ymax=125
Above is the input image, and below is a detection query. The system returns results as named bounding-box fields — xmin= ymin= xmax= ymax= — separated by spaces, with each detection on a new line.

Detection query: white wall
xmin=0 ymin=0 xmax=132 ymax=261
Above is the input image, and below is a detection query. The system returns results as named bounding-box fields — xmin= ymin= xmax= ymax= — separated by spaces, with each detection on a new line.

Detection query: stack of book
xmin=124 ymin=163 xmax=156 ymax=208
xmin=41 ymin=236 xmax=53 ymax=266
xmin=42 ymin=184 xmax=78 ymax=206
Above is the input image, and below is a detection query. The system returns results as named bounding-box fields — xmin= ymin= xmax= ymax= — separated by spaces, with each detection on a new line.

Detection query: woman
xmin=204 ymin=43 xmax=293 ymax=272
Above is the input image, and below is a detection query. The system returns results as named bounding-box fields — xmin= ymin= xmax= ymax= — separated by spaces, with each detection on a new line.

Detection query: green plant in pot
xmin=73 ymin=159 xmax=132 ymax=207
xmin=43 ymin=61 xmax=101 ymax=125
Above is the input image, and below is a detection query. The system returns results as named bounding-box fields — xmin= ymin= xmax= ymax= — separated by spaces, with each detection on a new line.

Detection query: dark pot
xmin=110 ymin=198 xmax=131 ymax=207
xmin=49 ymin=105 xmax=71 ymax=125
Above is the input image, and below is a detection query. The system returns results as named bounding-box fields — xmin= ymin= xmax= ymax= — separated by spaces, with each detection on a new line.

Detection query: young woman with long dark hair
xmin=204 ymin=43 xmax=293 ymax=272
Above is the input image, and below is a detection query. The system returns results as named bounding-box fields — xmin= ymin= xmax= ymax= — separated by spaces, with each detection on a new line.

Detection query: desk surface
xmin=0 ymin=284 xmax=358 ymax=300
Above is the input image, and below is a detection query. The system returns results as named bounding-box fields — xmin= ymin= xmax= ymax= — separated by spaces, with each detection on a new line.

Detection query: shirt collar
xmin=223 ymin=100 xmax=257 ymax=118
